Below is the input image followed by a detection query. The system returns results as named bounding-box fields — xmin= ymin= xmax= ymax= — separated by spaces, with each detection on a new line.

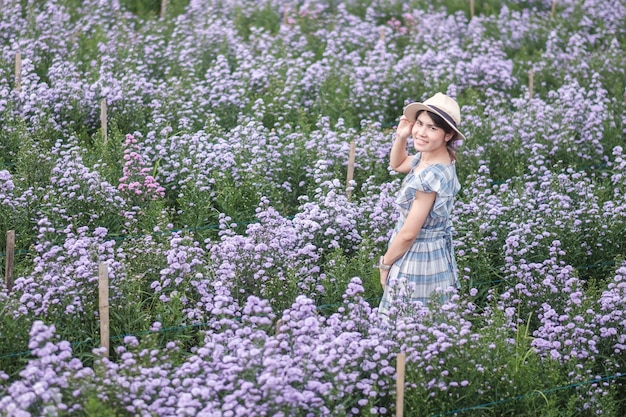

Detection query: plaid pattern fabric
xmin=378 ymin=154 xmax=461 ymax=318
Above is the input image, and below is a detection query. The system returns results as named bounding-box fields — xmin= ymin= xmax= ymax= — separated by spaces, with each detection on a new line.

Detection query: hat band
xmin=427 ymin=105 xmax=458 ymax=129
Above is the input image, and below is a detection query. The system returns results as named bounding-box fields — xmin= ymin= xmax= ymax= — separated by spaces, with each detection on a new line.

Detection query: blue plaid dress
xmin=378 ymin=154 xmax=460 ymax=317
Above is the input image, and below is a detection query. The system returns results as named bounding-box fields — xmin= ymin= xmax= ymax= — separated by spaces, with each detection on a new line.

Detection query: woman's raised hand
xmin=396 ymin=115 xmax=413 ymax=140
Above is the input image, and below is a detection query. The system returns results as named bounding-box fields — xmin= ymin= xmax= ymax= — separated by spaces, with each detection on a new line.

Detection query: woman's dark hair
xmin=416 ymin=110 xmax=460 ymax=161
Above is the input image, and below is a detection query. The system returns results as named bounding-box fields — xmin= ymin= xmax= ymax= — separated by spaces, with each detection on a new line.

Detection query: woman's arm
xmin=390 ymin=116 xmax=415 ymax=173
xmin=384 ymin=190 xmax=435 ymax=263
xmin=380 ymin=190 xmax=436 ymax=288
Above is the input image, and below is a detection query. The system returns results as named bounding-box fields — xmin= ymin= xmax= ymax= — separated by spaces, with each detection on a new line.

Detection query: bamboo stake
xmin=396 ymin=352 xmax=406 ymax=417
xmin=100 ymin=99 xmax=108 ymax=144
xmin=470 ymin=0 xmax=475 ymax=19
xmin=551 ymin=0 xmax=557 ymax=18
xmin=275 ymin=319 xmax=284 ymax=335
xmin=379 ymin=27 xmax=385 ymax=42
xmin=14 ymin=53 xmax=21 ymax=92
xmin=4 ymin=230 xmax=15 ymax=292
xmin=98 ymin=262 xmax=110 ymax=358
xmin=160 ymin=0 xmax=167 ymax=18
xmin=346 ymin=139 xmax=357 ymax=199
xmin=283 ymin=4 xmax=289 ymax=25
xmin=528 ymin=69 xmax=534 ymax=100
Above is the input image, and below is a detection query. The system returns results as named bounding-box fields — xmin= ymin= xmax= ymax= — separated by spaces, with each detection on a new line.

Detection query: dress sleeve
xmin=395 ymin=163 xmax=445 ymax=210
xmin=407 ymin=154 xmax=445 ymax=194
xmin=413 ymin=166 xmax=446 ymax=194
xmin=395 ymin=164 xmax=454 ymax=217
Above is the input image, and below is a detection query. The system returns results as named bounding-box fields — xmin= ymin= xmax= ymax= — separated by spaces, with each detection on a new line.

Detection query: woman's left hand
xmin=380 ymin=269 xmax=390 ymax=289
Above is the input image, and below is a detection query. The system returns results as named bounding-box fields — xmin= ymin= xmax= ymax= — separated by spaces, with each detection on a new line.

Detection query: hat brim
xmin=403 ymin=103 xmax=466 ymax=141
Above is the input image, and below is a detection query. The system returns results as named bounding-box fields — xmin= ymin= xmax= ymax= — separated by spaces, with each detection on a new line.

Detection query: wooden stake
xmin=346 ymin=139 xmax=357 ymax=199
xmin=470 ymin=0 xmax=475 ymax=19
xmin=98 ymin=262 xmax=110 ymax=358
xmin=160 ymin=0 xmax=167 ymax=18
xmin=100 ymin=99 xmax=108 ymax=144
xmin=396 ymin=352 xmax=406 ymax=417
xmin=528 ymin=69 xmax=534 ymax=100
xmin=282 ymin=4 xmax=289 ymax=25
xmin=4 ymin=230 xmax=15 ymax=292
xmin=379 ymin=27 xmax=385 ymax=42
xmin=550 ymin=0 xmax=557 ymax=18
xmin=275 ymin=319 xmax=284 ymax=335
xmin=14 ymin=53 xmax=21 ymax=92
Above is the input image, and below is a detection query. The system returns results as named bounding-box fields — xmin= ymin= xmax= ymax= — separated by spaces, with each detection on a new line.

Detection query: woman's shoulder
xmin=410 ymin=154 xmax=421 ymax=168
xmin=413 ymin=159 xmax=454 ymax=178
xmin=412 ymin=162 xmax=458 ymax=193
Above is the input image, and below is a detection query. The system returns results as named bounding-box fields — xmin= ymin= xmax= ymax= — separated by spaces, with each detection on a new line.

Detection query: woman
xmin=377 ymin=92 xmax=465 ymax=318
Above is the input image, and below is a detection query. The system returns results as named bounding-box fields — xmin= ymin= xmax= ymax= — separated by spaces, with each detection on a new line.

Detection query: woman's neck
xmin=420 ymin=148 xmax=451 ymax=165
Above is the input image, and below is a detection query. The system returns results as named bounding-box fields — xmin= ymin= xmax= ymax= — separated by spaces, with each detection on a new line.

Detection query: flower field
xmin=1 ymin=0 xmax=626 ymax=415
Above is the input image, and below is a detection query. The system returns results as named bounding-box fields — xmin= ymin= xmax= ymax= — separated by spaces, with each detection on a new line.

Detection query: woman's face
xmin=411 ymin=111 xmax=452 ymax=153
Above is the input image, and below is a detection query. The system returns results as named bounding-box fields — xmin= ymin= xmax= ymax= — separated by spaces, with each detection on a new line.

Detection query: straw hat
xmin=403 ymin=93 xmax=466 ymax=140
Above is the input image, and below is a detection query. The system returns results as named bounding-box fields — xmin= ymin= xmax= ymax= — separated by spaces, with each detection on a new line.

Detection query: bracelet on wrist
xmin=375 ymin=255 xmax=392 ymax=271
